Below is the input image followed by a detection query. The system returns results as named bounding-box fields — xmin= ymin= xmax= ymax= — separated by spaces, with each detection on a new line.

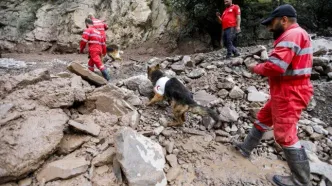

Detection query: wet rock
xmin=187 ymin=69 xmax=206 ymax=79
xmin=0 ymin=109 xmax=68 ymax=184
xmin=0 ymin=58 xmax=27 ymax=69
xmin=36 ymin=155 xmax=89 ymax=183
xmin=193 ymin=90 xmax=218 ymax=106
xmin=68 ymin=120 xmax=101 ymax=137
xmin=92 ymin=147 xmax=116 ymax=167
xmin=58 ymin=134 xmax=90 ymax=154
xmin=229 ymin=86 xmax=244 ymax=99
xmin=114 ymin=127 xmax=166 ymax=186
xmin=67 ymin=62 xmax=107 ymax=86
xmin=166 ymin=154 xmax=178 ymax=167
xmin=218 ymin=107 xmax=239 ymax=122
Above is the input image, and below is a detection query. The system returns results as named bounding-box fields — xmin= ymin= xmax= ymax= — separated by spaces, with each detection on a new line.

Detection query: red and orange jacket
xmin=254 ymin=23 xmax=313 ymax=85
xmin=80 ymin=26 xmax=106 ymax=55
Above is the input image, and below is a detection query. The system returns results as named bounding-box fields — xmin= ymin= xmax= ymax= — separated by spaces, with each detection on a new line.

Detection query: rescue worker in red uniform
xmin=216 ymin=0 xmax=241 ymax=59
xmin=235 ymin=4 xmax=313 ymax=186
xmin=80 ymin=18 xmax=110 ymax=81
xmin=88 ymin=13 xmax=108 ymax=43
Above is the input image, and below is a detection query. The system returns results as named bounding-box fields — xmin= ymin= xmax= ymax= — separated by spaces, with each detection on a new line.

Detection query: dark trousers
xmin=223 ymin=27 xmax=239 ymax=57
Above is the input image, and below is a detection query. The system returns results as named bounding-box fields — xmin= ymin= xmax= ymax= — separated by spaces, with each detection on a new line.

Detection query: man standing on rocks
xmin=80 ymin=18 xmax=111 ymax=81
xmin=216 ymin=0 xmax=241 ymax=59
xmin=236 ymin=4 xmax=313 ymax=186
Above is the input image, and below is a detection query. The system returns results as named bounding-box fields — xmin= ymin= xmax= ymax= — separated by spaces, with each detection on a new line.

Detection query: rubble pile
xmin=0 ymin=42 xmax=332 ymax=186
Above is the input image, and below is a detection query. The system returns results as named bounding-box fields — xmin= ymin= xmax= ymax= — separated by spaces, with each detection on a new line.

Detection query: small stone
xmin=161 ymin=129 xmax=173 ymax=137
xmin=92 ymin=147 xmax=116 ymax=167
xmin=153 ymin=126 xmax=164 ymax=135
xmin=310 ymin=133 xmax=324 ymax=140
xmin=303 ymin=126 xmax=314 ymax=135
xmin=182 ymin=128 xmax=206 ymax=136
xmin=230 ymin=124 xmax=238 ymax=132
xmin=166 ymin=167 xmax=181 ymax=181
xmin=229 ymin=86 xmax=244 ymax=99
xmin=166 ymin=154 xmax=178 ymax=167
xmin=301 ymin=140 xmax=317 ymax=153
xmin=217 ymin=89 xmax=229 ymax=98
xmin=95 ymin=165 xmax=109 ymax=175
xmin=18 ymin=178 xmax=32 ymax=186
xmin=215 ymin=137 xmax=230 ymax=143
xmin=58 ymin=134 xmax=90 ymax=154
xmin=248 ymin=91 xmax=269 ymax=102
xmin=215 ymin=130 xmax=230 ymax=137
xmin=312 ymin=118 xmax=327 ymax=127
xmin=187 ymin=69 xmax=206 ymax=79
xmin=218 ymin=107 xmax=239 ymax=122
xmin=68 ymin=120 xmax=100 ymax=137
xmin=165 ymin=141 xmax=175 ymax=154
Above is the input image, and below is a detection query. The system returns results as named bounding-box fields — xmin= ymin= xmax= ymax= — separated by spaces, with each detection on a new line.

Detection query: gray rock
xmin=302 ymin=126 xmax=314 ymax=135
xmin=193 ymin=90 xmax=218 ymax=106
xmin=229 ymin=86 xmax=244 ymax=99
xmin=313 ymin=125 xmax=328 ymax=135
xmin=300 ymin=140 xmax=317 ymax=153
xmin=313 ymin=57 xmax=329 ymax=67
xmin=217 ymin=89 xmax=229 ymax=98
xmin=165 ymin=141 xmax=175 ymax=154
xmin=217 ymin=76 xmax=235 ymax=90
xmin=153 ymin=126 xmax=165 ymax=136
xmin=114 ymin=127 xmax=167 ymax=186
xmin=120 ymin=110 xmax=140 ymax=129
xmin=67 ymin=62 xmax=107 ymax=87
xmin=171 ymin=62 xmax=185 ymax=74
xmin=182 ymin=55 xmax=194 ymax=67
xmin=248 ymin=91 xmax=269 ymax=102
xmin=58 ymin=134 xmax=90 ymax=154
xmin=231 ymin=57 xmax=244 ymax=66
xmin=36 ymin=156 xmax=90 ymax=183
xmin=166 ymin=154 xmax=178 ymax=167
xmin=215 ymin=130 xmax=230 ymax=137
xmin=68 ymin=120 xmax=101 ymax=137
xmin=310 ymin=160 xmax=332 ymax=183
xmin=166 ymin=167 xmax=181 ymax=182
xmin=310 ymin=82 xmax=332 ymax=124
xmin=193 ymin=54 xmax=205 ymax=65
xmin=187 ymin=69 xmax=206 ymax=79
xmin=218 ymin=107 xmax=239 ymax=122
xmin=215 ymin=137 xmax=230 ymax=143
xmin=138 ymin=81 xmax=154 ymax=97
xmin=0 ymin=103 xmax=14 ymax=119
xmin=0 ymin=109 xmax=68 ymax=184
xmin=92 ymin=147 xmax=116 ymax=167
xmin=328 ymin=72 xmax=332 ymax=79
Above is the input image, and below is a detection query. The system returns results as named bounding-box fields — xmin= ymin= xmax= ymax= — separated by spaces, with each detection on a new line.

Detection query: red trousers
xmin=254 ymin=79 xmax=313 ymax=147
xmin=88 ymin=50 xmax=105 ymax=72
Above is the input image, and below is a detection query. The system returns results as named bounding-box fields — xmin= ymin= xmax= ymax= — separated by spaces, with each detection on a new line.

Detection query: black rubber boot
xmin=235 ymin=127 xmax=264 ymax=158
xmin=101 ymin=69 xmax=111 ymax=81
xmin=272 ymin=147 xmax=311 ymax=186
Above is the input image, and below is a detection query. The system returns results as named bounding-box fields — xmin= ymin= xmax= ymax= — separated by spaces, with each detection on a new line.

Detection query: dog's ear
xmin=156 ymin=64 xmax=160 ymax=69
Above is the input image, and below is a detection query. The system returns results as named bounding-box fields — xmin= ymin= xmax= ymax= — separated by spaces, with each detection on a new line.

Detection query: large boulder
xmin=114 ymin=127 xmax=167 ymax=186
xmin=0 ymin=108 xmax=68 ymax=183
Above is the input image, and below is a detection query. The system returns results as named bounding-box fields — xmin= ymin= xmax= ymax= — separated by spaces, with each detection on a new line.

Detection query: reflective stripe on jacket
xmin=254 ymin=23 xmax=313 ymax=83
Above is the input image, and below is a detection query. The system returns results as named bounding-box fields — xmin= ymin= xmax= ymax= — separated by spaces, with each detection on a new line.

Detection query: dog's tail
xmin=189 ymin=104 xmax=220 ymax=122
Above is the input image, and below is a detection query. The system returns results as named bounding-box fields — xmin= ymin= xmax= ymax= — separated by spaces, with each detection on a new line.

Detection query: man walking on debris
xmin=216 ymin=0 xmax=241 ymax=59
xmin=80 ymin=18 xmax=111 ymax=81
xmin=235 ymin=4 xmax=313 ymax=186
